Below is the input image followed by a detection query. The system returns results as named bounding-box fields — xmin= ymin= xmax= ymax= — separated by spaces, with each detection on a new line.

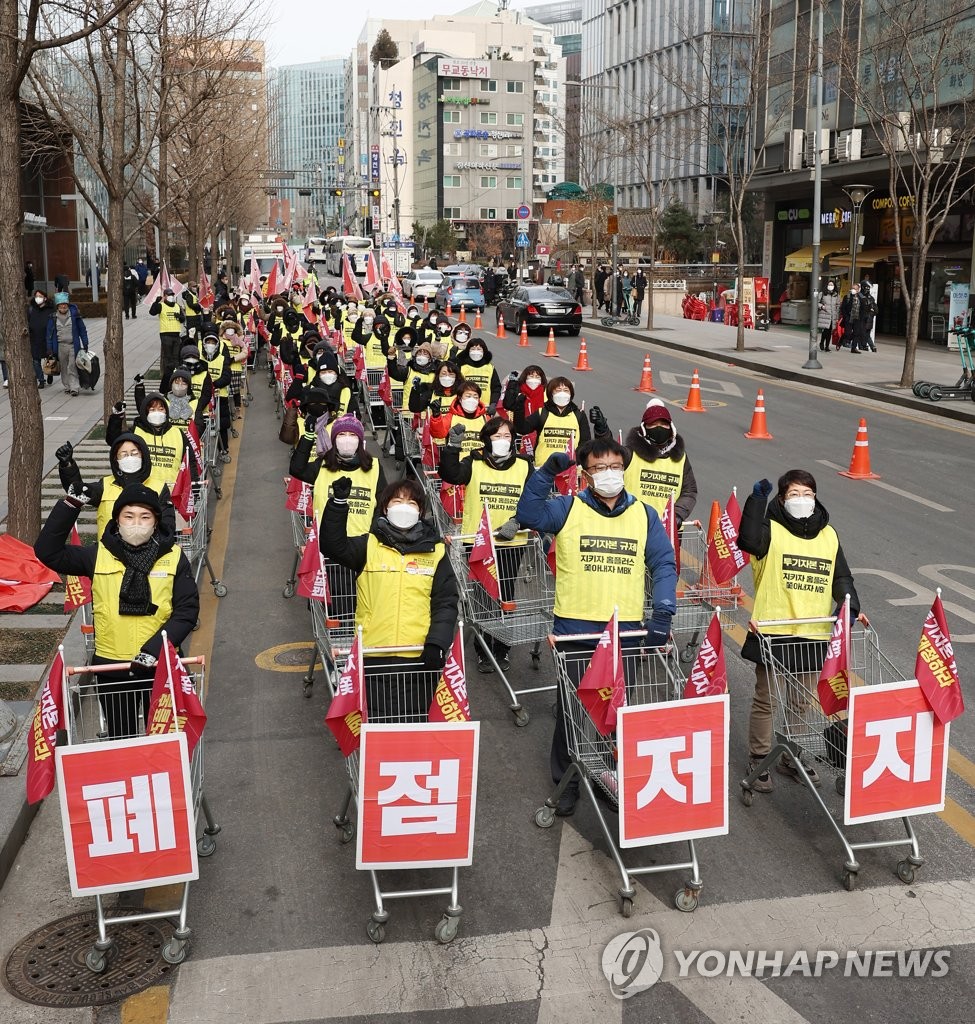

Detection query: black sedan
xmin=496 ymin=285 xmax=583 ymax=336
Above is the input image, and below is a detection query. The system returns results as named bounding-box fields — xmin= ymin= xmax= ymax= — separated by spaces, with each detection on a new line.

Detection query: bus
xmin=324 ymin=235 xmax=374 ymax=277
xmin=306 ymin=237 xmax=328 ymax=265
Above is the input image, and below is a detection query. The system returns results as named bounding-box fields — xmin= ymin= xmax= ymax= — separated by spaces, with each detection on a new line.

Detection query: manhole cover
xmin=275 ymin=645 xmax=316 ymax=667
xmin=3 ymin=909 xmax=175 ymax=1007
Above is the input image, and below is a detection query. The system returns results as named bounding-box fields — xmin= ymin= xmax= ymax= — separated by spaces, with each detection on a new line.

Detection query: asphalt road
xmin=1 ymin=273 xmax=973 ymax=1024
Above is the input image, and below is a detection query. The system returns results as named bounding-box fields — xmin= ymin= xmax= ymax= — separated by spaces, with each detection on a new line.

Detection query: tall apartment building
xmin=268 ymin=59 xmax=347 ymax=239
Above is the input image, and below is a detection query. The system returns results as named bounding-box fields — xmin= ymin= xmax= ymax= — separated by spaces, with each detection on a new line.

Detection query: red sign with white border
xmin=617 ymin=694 xmax=729 ymax=848
xmin=844 ymin=679 xmax=949 ymax=825
xmin=56 ymin=733 xmax=198 ymax=896
xmin=356 ymin=722 xmax=480 ymax=870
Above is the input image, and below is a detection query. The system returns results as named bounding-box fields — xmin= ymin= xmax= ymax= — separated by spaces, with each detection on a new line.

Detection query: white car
xmin=403 ymin=269 xmax=444 ymax=300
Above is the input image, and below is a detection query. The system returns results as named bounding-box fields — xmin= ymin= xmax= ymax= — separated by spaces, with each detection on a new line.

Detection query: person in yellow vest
xmin=106 ymin=391 xmax=190 ymax=488
xmin=322 ymin=476 xmax=459 ymax=716
xmin=440 ymin=416 xmax=533 ymax=672
xmin=149 ymin=287 xmax=185 ymax=393
xmin=200 ymin=331 xmax=232 ymax=462
xmin=429 ymin=380 xmax=491 ymax=458
xmin=35 ymin=483 xmax=198 ymax=738
xmin=179 ymin=344 xmax=215 ymax=410
xmin=623 ymin=399 xmax=698 ymax=525
xmin=517 ymin=376 xmax=609 ymax=468
xmin=352 ymin=308 xmax=389 ymax=369
xmin=517 ymin=437 xmax=677 ymax=816
xmin=455 ymin=338 xmax=501 ymax=406
xmin=56 ymin=433 xmax=172 ymax=539
xmin=738 ymin=470 xmax=863 ymax=793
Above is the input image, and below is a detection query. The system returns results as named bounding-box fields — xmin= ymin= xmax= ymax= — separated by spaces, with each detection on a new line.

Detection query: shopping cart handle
xmin=67 ymin=655 xmax=205 ymax=676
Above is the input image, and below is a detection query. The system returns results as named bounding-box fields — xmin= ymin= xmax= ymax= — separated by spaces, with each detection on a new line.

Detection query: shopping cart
xmin=282 ymin=501 xmax=314 ymax=600
xmin=304 ymin=559 xmax=358 ymax=698
xmin=61 ymin=656 xmax=220 ymax=970
xmin=176 ymin=479 xmax=228 ymax=598
xmin=534 ymin=633 xmax=701 ymax=914
xmin=740 ymin=614 xmax=923 ymax=890
xmin=445 ymin=530 xmax=554 ymax=726
xmin=407 ymin=461 xmax=461 ymax=540
xmin=397 ymin=411 xmax=423 ymax=463
xmin=331 ymin=632 xmax=467 ymax=945
xmin=359 ymin=367 xmax=385 ymax=438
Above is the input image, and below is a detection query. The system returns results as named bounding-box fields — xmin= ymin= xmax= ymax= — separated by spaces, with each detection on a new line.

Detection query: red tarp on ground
xmin=0 ymin=534 xmax=63 ymax=612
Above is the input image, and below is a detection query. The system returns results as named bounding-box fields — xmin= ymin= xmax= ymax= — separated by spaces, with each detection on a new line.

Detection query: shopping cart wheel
xmin=896 ymin=859 xmax=919 ymax=885
xmin=680 ymin=644 xmax=695 ymax=664
xmin=197 ymin=833 xmax=216 ymax=857
xmin=366 ymin=920 xmax=386 ymax=944
xmin=302 ymin=677 xmax=314 ymax=698
xmin=513 ymin=707 xmax=530 ymax=728
xmin=740 ymin=786 xmax=754 ymax=807
xmin=231 ymin=428 xmax=240 ymax=439
xmin=530 ymin=652 xmax=541 ymax=669
xmin=834 ymin=775 xmax=845 ymax=796
xmin=283 ymin=581 xmax=297 ymax=599
xmin=842 ymin=870 xmax=857 ymax=892
xmin=85 ymin=945 xmax=113 ymax=973
xmin=617 ymin=893 xmax=634 ymax=918
xmin=162 ymin=938 xmax=188 ymax=965
xmin=534 ymin=805 xmax=556 ymax=828
xmin=435 ymin=915 xmax=460 ymax=944
xmin=674 ymin=888 xmax=699 ymax=913
xmin=212 ymin=582 xmax=228 ymax=598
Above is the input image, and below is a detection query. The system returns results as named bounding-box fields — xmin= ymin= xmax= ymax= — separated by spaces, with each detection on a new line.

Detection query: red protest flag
xmin=198 ymin=269 xmax=214 ymax=310
xmin=302 ymin=279 xmax=319 ymax=325
xmin=325 ymin=632 xmax=367 ymax=755
xmin=429 ymin=632 xmax=471 ymax=722
xmin=553 ymin=433 xmax=578 ymax=496
xmin=146 ymin=637 xmax=207 ymax=757
xmin=660 ymin=494 xmax=681 ymax=576
xmin=352 ymin=344 xmax=367 ymax=384
xmin=817 ymin=599 xmax=851 ymax=716
xmin=63 ymin=526 xmax=92 ymax=611
xmin=706 ymin=491 xmax=750 ymax=585
xmin=577 ymin=610 xmax=625 ymax=736
xmin=468 ymin=503 xmax=501 ymax=601
xmin=296 ymin=519 xmax=330 ymax=603
xmin=26 ymin=651 xmax=66 ymax=803
xmin=285 ymin=475 xmax=312 ymax=514
xmin=342 ymin=254 xmax=363 ymax=301
xmin=171 ymin=450 xmax=195 ymax=521
xmin=378 ymin=366 xmax=393 ymax=406
xmin=683 ymin=612 xmax=728 ymax=698
xmin=264 ymin=259 xmax=282 ymax=299
xmin=0 ymin=533 xmax=61 ymax=612
xmin=186 ymin=419 xmax=204 ymax=474
xmin=915 ymin=592 xmax=964 ymax=724
xmin=364 ymin=251 xmax=381 ymax=292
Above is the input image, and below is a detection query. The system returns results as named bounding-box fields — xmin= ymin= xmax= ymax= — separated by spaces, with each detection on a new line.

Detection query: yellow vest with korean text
xmin=134 ymin=424 xmax=185 ymax=487
xmin=554 ymin=497 xmax=647 ymax=622
xmin=459 ymin=361 xmax=495 ymax=401
xmin=356 ymin=534 xmax=444 ymax=650
xmin=313 ymin=461 xmax=380 ymax=536
xmin=91 ymin=543 xmax=180 ymax=662
xmin=623 ymin=452 xmax=687 ymax=518
xmin=751 ymin=520 xmax=839 ymax=635
xmin=402 ymin=368 xmax=436 ymax=411
xmin=461 ymin=458 xmax=530 ymax=545
xmin=96 ymin=471 xmax=168 ymax=538
xmin=157 ymin=301 xmax=182 ymax=334
xmin=361 ymin=332 xmax=387 ymax=369
xmin=534 ymin=410 xmax=581 ymax=468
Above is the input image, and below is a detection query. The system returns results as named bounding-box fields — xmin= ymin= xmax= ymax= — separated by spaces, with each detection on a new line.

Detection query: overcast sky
xmin=265 ymin=1 xmax=529 ymax=68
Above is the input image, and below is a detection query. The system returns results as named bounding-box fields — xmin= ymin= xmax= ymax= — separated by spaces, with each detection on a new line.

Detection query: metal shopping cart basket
xmin=397 ymin=410 xmax=422 ymax=463
xmin=176 ymin=479 xmax=227 ymax=598
xmin=446 ymin=530 xmax=554 ymax=726
xmin=741 ymin=613 xmax=923 ymax=890
xmin=534 ymin=633 xmax=701 ymax=914
xmin=407 ymin=460 xmax=461 ymax=540
xmin=282 ymin=502 xmax=314 ymax=600
xmin=61 ymin=654 xmax=220 ymax=970
xmin=331 ymin=631 xmax=467 ymax=944
xmin=359 ymin=367 xmax=385 ymax=438
xmin=304 ymin=559 xmax=359 ymax=698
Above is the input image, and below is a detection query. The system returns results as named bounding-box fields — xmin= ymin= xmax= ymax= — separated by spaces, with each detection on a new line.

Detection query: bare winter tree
xmin=846 ymin=0 xmax=975 ymax=386
xmin=0 ymin=0 xmax=142 ymax=541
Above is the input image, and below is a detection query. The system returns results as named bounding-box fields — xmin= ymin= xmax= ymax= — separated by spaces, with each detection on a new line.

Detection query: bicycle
xmin=600 ymin=312 xmax=641 ymax=327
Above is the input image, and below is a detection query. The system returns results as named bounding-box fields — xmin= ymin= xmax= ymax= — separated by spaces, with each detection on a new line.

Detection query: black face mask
xmin=306 ymin=405 xmax=326 ymax=420
xmin=645 ymin=425 xmax=671 ymax=445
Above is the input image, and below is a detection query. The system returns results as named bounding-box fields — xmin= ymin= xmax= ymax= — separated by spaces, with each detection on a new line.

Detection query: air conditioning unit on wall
xmin=784 ymin=129 xmax=804 ymax=171
xmin=837 ymin=128 xmax=862 ymax=161
xmin=804 ymin=128 xmax=830 ymax=167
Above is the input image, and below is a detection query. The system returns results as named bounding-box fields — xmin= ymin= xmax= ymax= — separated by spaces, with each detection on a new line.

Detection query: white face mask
xmin=170 ymin=383 xmax=188 ymax=397
xmin=461 ymin=395 xmax=479 ymax=414
xmin=588 ymin=468 xmax=625 ymax=499
xmin=386 ymin=502 xmax=420 ymax=530
xmin=439 ymin=375 xmax=455 ymax=389
xmin=526 ymin=375 xmax=542 ymax=389
xmin=826 ymin=285 xmax=835 ymax=292
xmin=119 ymin=521 xmax=155 ymax=546
xmin=784 ymin=495 xmax=816 ymax=520
xmin=335 ymin=435 xmax=359 ymax=458
xmin=490 ymin=437 xmax=512 ymax=459
xmin=34 ymin=295 xmax=45 ymax=305
xmin=117 ymin=455 xmax=143 ymax=475
xmin=468 ymin=348 xmax=484 ymax=363
xmin=146 ymin=410 xmax=166 ymax=426
xmin=415 ymin=355 xmax=430 ymax=368
xmin=322 ymin=371 xmax=338 ymax=385
xmin=552 ymin=390 xmax=571 ymax=408
xmin=204 ymin=343 xmax=218 ymax=357
xmin=225 ymin=328 xmax=236 ymax=337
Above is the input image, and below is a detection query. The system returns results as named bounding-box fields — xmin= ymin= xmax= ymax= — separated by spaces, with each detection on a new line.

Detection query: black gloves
xmin=589 ymin=405 xmax=609 ymax=435
xmin=486 ymin=403 xmax=497 ymax=416
xmin=134 ymin=373 xmax=144 ymax=384
xmin=446 ymin=423 xmax=466 ymax=449
xmin=332 ymin=476 xmax=353 ymax=501
xmin=55 ymin=441 xmax=74 ymax=464
xmin=430 ymin=398 xmax=442 ymax=417
xmin=542 ymin=452 xmax=573 ymax=476
xmin=113 ymin=401 xmax=126 ymax=415
xmin=646 ymin=613 xmax=672 ymax=648
xmin=494 ymin=517 xmax=520 ymax=542
xmin=753 ymin=478 xmax=772 ymax=499
xmin=423 ymin=643 xmax=446 ymax=670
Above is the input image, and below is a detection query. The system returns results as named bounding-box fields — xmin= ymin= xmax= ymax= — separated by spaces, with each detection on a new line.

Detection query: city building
xmin=268 ymin=59 xmax=347 ymax=239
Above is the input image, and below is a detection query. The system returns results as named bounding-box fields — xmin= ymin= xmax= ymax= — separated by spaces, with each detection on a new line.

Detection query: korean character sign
xmin=356 ymin=722 xmax=480 ymax=870
xmin=55 ymin=733 xmax=198 ymax=896
xmin=844 ymin=680 xmax=949 ymax=826
xmin=617 ymin=695 xmax=729 ymax=848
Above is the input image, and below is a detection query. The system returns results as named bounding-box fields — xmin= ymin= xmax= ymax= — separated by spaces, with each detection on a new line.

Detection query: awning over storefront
xmin=827 ymin=246 xmax=898 ymax=269
xmin=784 ymin=244 xmax=848 ymax=272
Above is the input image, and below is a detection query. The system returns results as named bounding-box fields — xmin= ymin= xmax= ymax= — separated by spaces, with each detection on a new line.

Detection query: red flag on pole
xmin=342 ymin=254 xmax=363 ymax=301
xmin=198 ymin=269 xmax=214 ymax=310
xmin=706 ymin=490 xmax=750 ymax=585
xmin=364 ymin=251 xmax=381 ymax=292
xmin=26 ymin=651 xmax=66 ymax=803
xmin=468 ymin=502 xmax=501 ymax=601
xmin=378 ymin=366 xmax=393 ymax=406
xmin=576 ymin=610 xmax=625 ymax=736
xmin=145 ymin=636 xmax=207 ymax=757
xmin=0 ymin=534 xmax=61 ymax=612
xmin=428 ymin=632 xmax=471 ymax=722
xmin=915 ymin=591 xmax=964 ymax=724
xmin=302 ymin=279 xmax=319 ymax=325
xmin=284 ymin=476 xmax=313 ymax=514
xmin=296 ymin=519 xmax=331 ymax=603
xmin=817 ymin=598 xmax=851 ymax=716
xmin=186 ymin=419 xmax=204 ymax=474
xmin=264 ymin=260 xmax=282 ymax=299
xmin=325 ymin=632 xmax=367 ymax=755
xmin=171 ymin=450 xmax=195 ymax=521
xmin=250 ymin=258 xmax=263 ymax=298
xmin=553 ymin=433 xmax=578 ymax=496
xmin=63 ymin=526 xmax=92 ymax=611
xmin=683 ymin=612 xmax=728 ymax=698
xmin=351 ymin=344 xmax=367 ymax=384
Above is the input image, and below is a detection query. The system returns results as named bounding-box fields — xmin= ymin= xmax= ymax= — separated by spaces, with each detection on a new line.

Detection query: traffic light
xmin=369 ymin=189 xmax=381 ymax=198
xmin=330 ymin=188 xmax=344 ymax=197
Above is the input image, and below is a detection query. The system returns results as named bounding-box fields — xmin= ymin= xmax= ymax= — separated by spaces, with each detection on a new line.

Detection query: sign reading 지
xmin=844 ymin=679 xmax=949 ymax=826
xmin=56 ymin=733 xmax=198 ymax=896
xmin=356 ymin=722 xmax=480 ymax=870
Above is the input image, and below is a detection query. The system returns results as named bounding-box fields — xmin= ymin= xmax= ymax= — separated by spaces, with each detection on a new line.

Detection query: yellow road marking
xmin=254 ymin=641 xmax=324 ymax=673
xmin=121 ymin=986 xmax=170 ymax=1024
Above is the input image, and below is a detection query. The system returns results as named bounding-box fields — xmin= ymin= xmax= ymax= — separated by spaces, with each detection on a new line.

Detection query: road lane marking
xmin=817 ymin=459 xmax=953 ymax=511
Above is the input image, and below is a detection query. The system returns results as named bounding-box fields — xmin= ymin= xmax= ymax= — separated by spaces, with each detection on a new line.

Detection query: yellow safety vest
xmin=135 ymin=424 xmax=185 ymax=487
xmin=554 ymin=498 xmax=647 ymax=622
xmin=312 ymin=461 xmax=380 ymax=535
xmin=459 ymin=361 xmax=495 ymax=401
xmin=97 ymin=471 xmax=168 ymax=538
xmin=453 ymin=412 xmax=488 ymax=456
xmin=461 ymin=458 xmax=531 ymax=544
xmin=202 ymin=350 xmax=229 ymax=399
xmin=402 ymin=368 xmax=435 ymax=411
xmin=752 ymin=520 xmax=839 ymax=634
xmin=91 ymin=543 xmax=180 ymax=662
xmin=356 ymin=534 xmax=444 ymax=650
xmin=157 ymin=302 xmax=182 ymax=334
xmin=534 ymin=411 xmax=580 ymax=468
xmin=362 ymin=333 xmax=386 ymax=369
xmin=623 ymin=452 xmax=687 ymax=518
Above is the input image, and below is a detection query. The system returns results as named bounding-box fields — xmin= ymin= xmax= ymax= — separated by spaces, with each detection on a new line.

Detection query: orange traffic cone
xmin=519 ymin=321 xmax=531 ymax=348
xmin=682 ymin=369 xmax=706 ymax=412
xmin=574 ymin=338 xmax=592 ymax=371
xmin=839 ymin=418 xmax=881 ymax=479
xmin=446 ymin=298 xmax=453 ymax=317
xmin=474 ymin=309 xmax=482 ymax=329
xmin=422 ymin=296 xmax=429 ymax=314
xmin=458 ymin=306 xmax=466 ymax=323
xmin=744 ymin=389 xmax=773 ymax=439
xmin=542 ymin=327 xmax=559 ymax=357
xmin=633 ymin=354 xmax=656 ymax=393
xmin=496 ymin=315 xmax=506 ymax=339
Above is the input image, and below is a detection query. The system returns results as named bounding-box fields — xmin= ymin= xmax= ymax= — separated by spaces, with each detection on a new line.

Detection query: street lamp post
xmin=841 ymin=183 xmax=874 ymax=293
